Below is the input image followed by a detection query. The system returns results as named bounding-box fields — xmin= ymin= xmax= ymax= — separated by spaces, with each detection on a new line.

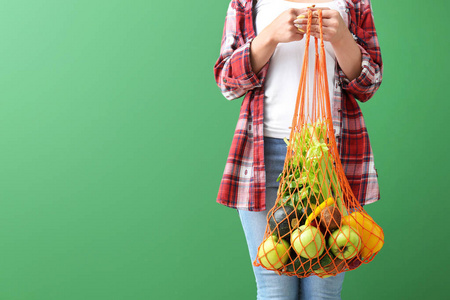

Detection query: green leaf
xmin=276 ymin=172 xmax=282 ymax=182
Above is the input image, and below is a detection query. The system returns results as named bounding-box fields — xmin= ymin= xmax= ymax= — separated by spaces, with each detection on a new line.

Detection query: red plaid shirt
xmin=214 ymin=0 xmax=383 ymax=211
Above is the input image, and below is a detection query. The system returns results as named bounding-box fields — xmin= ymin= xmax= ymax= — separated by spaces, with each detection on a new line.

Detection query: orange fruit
xmin=342 ymin=212 xmax=384 ymax=259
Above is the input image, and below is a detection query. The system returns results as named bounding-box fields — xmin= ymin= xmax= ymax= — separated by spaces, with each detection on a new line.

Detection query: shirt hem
xmin=216 ymin=199 xmax=266 ymax=212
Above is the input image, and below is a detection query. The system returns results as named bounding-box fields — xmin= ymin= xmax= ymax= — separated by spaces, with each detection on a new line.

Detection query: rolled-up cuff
xmin=339 ymin=45 xmax=381 ymax=101
xmin=221 ymin=40 xmax=264 ymax=90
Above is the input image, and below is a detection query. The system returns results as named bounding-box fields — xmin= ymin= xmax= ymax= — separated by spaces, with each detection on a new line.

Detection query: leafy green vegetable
xmin=276 ymin=120 xmax=346 ymax=218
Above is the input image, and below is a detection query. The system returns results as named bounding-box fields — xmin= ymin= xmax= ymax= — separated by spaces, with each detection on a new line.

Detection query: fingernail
xmin=294 ymin=23 xmax=301 ymax=28
xmin=297 ymin=14 xmax=305 ymax=19
xmin=298 ymin=28 xmax=305 ymax=33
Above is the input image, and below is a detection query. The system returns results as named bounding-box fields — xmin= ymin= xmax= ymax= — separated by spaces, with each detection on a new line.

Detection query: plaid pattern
xmin=214 ymin=0 xmax=383 ymax=211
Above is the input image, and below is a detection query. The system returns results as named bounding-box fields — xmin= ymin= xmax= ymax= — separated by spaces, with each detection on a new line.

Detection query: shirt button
xmin=223 ymin=78 xmax=227 ymax=83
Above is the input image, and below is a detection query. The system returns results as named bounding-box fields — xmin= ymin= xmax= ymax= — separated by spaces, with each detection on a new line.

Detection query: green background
xmin=0 ymin=0 xmax=448 ymax=299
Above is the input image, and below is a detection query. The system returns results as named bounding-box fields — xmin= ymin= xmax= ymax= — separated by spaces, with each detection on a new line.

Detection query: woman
xmin=214 ymin=0 xmax=382 ymax=299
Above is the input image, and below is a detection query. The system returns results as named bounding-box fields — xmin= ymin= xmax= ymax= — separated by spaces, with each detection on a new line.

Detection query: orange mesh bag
xmin=253 ymin=10 xmax=384 ymax=278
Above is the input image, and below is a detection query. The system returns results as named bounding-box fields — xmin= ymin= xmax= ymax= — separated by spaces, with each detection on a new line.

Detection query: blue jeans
xmin=238 ymin=137 xmax=345 ymax=300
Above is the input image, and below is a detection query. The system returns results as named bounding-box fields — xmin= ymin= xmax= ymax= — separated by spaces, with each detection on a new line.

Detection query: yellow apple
xmin=257 ymin=235 xmax=290 ymax=270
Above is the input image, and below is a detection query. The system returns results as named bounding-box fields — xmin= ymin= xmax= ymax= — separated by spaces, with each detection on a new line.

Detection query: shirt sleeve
xmin=339 ymin=0 xmax=383 ymax=102
xmin=214 ymin=1 xmax=265 ymax=101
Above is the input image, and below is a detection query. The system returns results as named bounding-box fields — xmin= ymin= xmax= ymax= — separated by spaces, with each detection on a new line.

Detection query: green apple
xmin=328 ymin=225 xmax=361 ymax=260
xmin=291 ymin=225 xmax=325 ymax=259
xmin=257 ymin=235 xmax=290 ymax=270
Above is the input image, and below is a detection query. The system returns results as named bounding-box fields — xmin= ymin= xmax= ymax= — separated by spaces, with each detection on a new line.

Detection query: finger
xmin=314 ymin=18 xmax=335 ymax=28
xmin=312 ymin=9 xmax=339 ymax=20
xmin=291 ymin=26 xmax=305 ymax=40
xmin=294 ymin=22 xmax=305 ymax=34
xmin=291 ymin=7 xmax=307 ymax=18
xmin=294 ymin=17 xmax=331 ymax=29
xmin=294 ymin=15 xmax=320 ymax=25
xmin=294 ymin=10 xmax=335 ymax=25
xmin=307 ymin=25 xmax=335 ymax=41
xmin=294 ymin=6 xmax=318 ymax=18
xmin=294 ymin=18 xmax=339 ymax=30
xmin=308 ymin=23 xmax=332 ymax=33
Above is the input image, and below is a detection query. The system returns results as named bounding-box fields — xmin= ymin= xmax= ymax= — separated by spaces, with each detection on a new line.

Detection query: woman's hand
xmin=294 ymin=7 xmax=362 ymax=81
xmin=293 ymin=8 xmax=348 ymax=44
xmin=263 ymin=8 xmax=306 ymax=44
xmin=250 ymin=8 xmax=305 ymax=74
xmin=250 ymin=7 xmax=362 ymax=81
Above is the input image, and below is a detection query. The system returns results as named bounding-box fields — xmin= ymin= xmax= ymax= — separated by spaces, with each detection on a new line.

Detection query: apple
xmin=257 ymin=235 xmax=290 ymax=270
xmin=291 ymin=225 xmax=325 ymax=259
xmin=328 ymin=225 xmax=361 ymax=260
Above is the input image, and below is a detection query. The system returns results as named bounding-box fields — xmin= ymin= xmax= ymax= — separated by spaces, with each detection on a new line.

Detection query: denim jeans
xmin=238 ymin=137 xmax=345 ymax=300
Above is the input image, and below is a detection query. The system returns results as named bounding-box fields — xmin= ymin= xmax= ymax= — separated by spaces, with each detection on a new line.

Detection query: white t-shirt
xmin=255 ymin=0 xmax=348 ymax=139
